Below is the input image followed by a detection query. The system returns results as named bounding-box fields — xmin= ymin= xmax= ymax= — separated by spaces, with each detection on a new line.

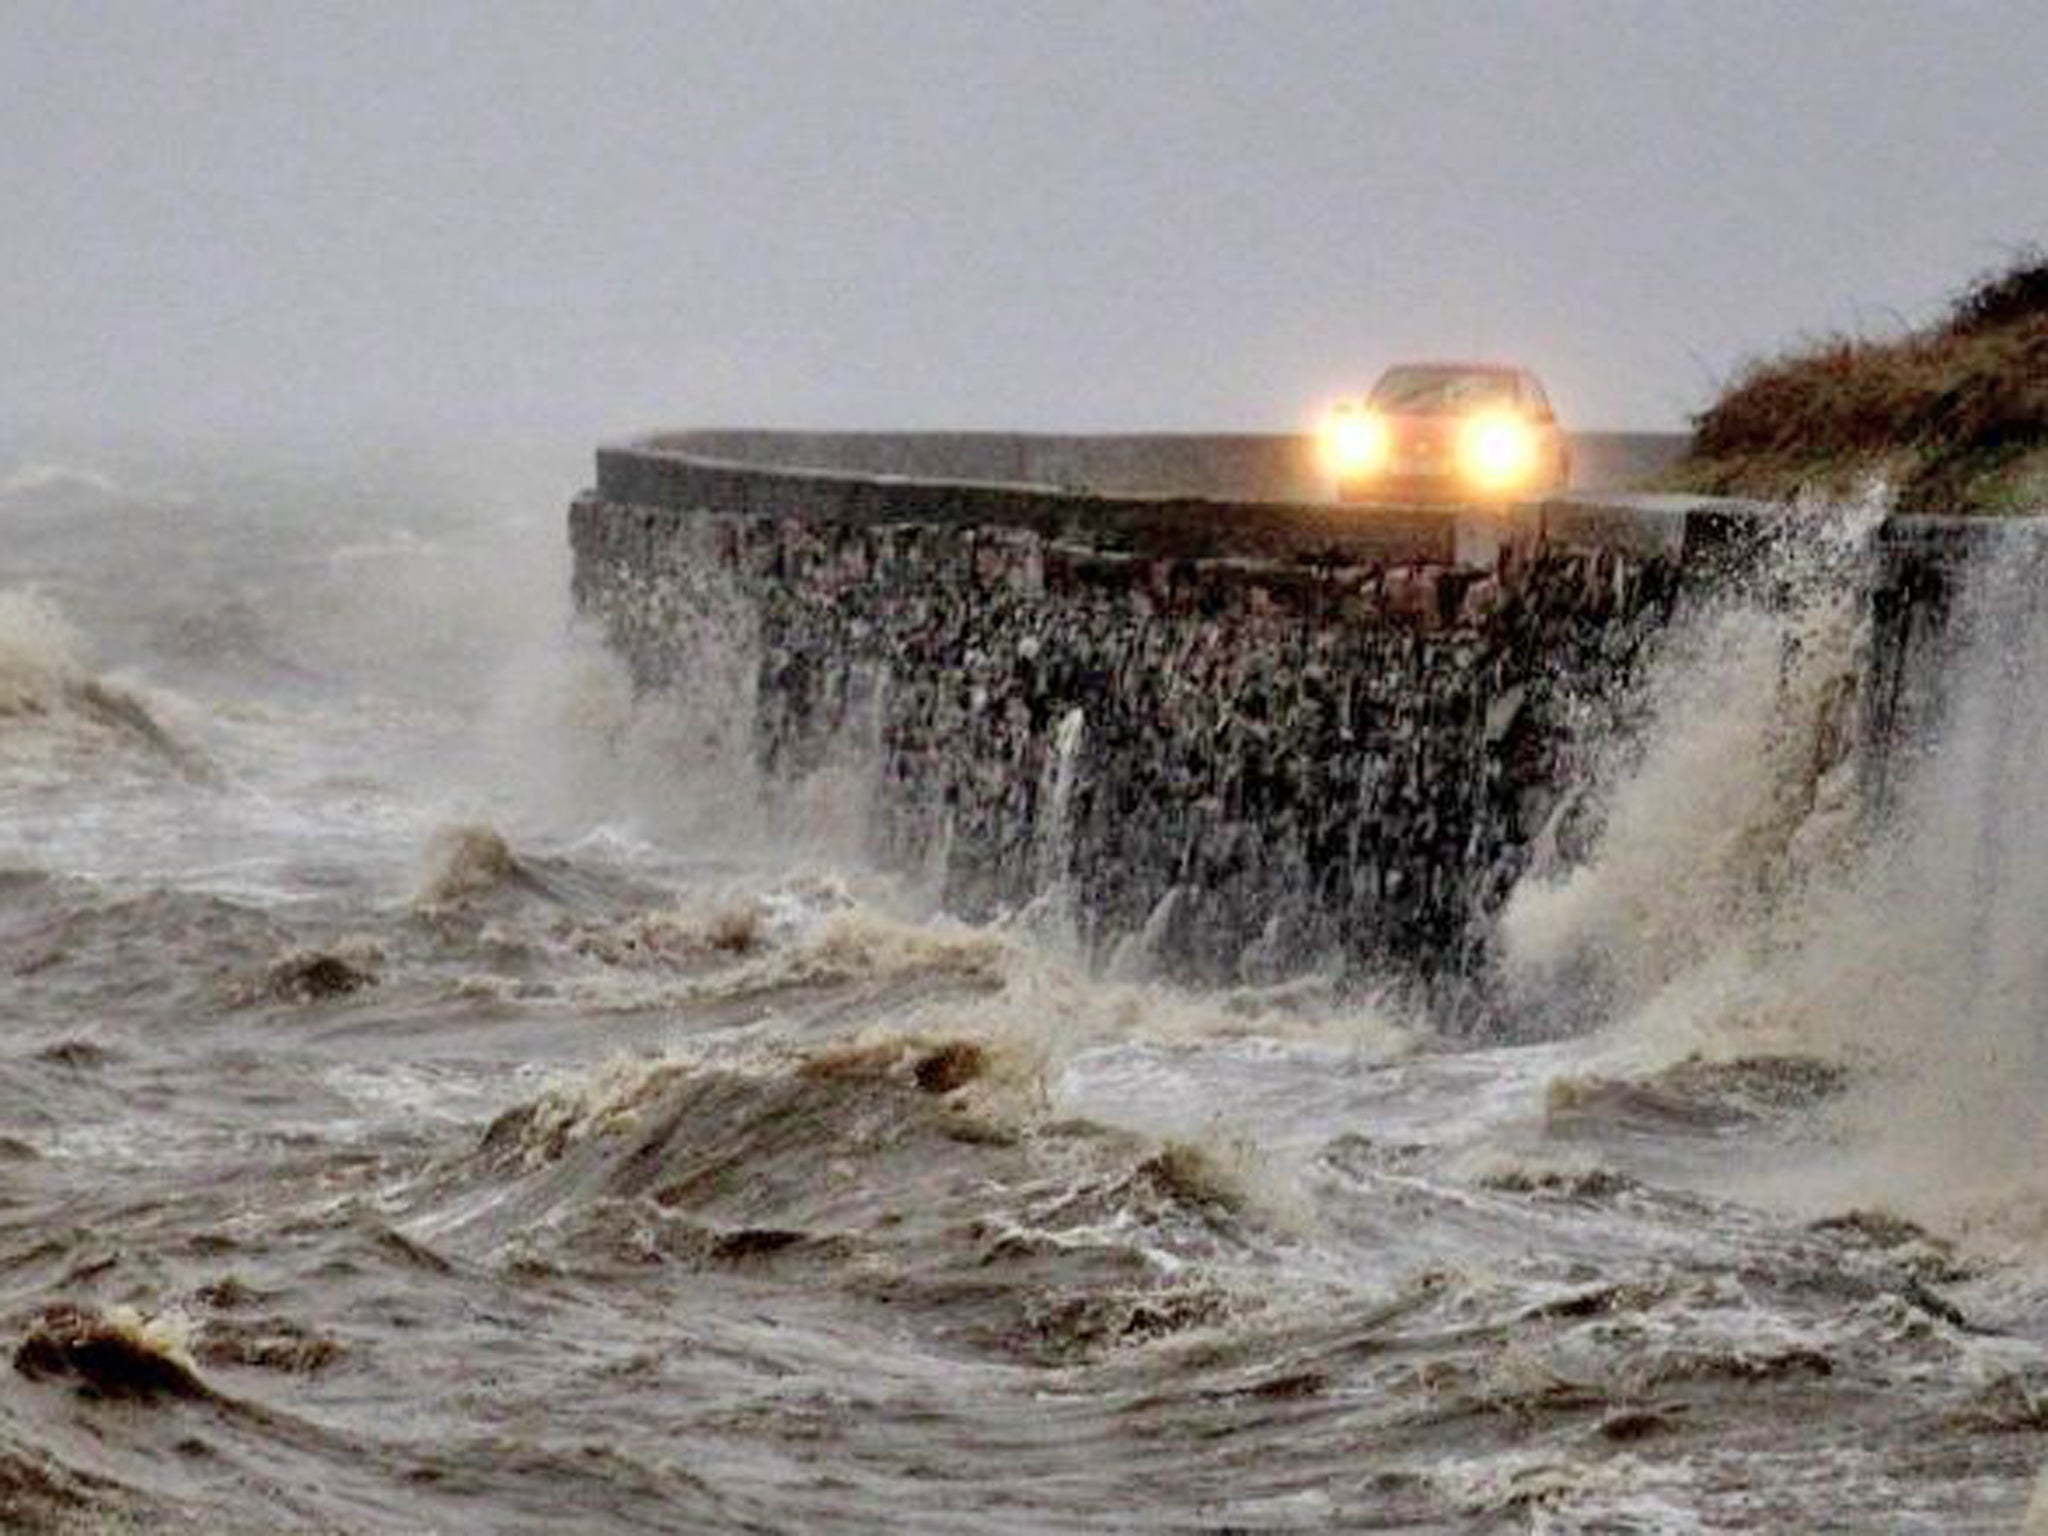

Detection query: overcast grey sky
xmin=3 ymin=0 xmax=2043 ymax=440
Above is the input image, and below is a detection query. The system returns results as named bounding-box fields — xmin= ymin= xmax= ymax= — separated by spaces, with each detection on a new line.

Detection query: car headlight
xmin=1321 ymin=405 xmax=1389 ymax=476
xmin=1459 ymin=412 xmax=1536 ymax=491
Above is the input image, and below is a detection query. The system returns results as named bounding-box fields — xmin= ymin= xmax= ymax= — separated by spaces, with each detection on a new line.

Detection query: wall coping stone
xmin=590 ymin=431 xmax=2039 ymax=577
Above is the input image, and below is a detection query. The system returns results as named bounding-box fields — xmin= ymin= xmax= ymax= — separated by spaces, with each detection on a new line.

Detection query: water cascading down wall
xmin=568 ymin=429 xmax=1985 ymax=1014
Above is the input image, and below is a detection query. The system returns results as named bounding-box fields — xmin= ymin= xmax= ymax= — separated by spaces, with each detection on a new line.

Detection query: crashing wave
xmin=0 ymin=462 xmax=122 ymax=502
xmin=0 ymin=589 xmax=211 ymax=777
xmin=1500 ymin=491 xmax=1886 ymax=1028
xmin=14 ymin=1303 xmax=207 ymax=1401
xmin=413 ymin=822 xmax=535 ymax=907
xmin=1494 ymin=494 xmax=2048 ymax=1248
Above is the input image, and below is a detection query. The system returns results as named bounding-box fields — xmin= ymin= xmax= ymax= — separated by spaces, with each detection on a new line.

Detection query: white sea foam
xmin=0 ymin=461 xmax=121 ymax=499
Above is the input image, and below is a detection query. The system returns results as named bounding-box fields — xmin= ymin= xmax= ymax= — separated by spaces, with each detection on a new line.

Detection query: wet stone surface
xmin=572 ymin=487 xmax=1691 ymax=1008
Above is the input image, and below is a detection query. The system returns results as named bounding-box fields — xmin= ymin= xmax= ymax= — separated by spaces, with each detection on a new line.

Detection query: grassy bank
xmin=1671 ymin=256 xmax=2048 ymax=513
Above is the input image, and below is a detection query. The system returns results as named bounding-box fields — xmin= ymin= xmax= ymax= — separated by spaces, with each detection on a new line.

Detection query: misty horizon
xmin=5 ymin=0 xmax=2044 ymax=444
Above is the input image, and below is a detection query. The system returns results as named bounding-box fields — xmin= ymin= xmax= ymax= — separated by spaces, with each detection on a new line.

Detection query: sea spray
xmin=1796 ymin=528 xmax=2048 ymax=1235
xmin=1499 ymin=490 xmax=1888 ymax=1039
xmin=1500 ymin=493 xmax=2048 ymax=1243
xmin=1014 ymin=704 xmax=1089 ymax=954
xmin=1035 ymin=705 xmax=1088 ymax=895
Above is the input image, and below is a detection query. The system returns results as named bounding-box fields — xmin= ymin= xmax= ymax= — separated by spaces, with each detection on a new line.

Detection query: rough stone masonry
xmin=571 ymin=431 xmax=1835 ymax=1017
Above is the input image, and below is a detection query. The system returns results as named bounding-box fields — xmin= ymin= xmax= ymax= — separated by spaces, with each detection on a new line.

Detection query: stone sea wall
xmin=569 ymin=431 xmax=1763 ymax=1006
xmin=570 ymin=433 xmax=2046 ymax=1019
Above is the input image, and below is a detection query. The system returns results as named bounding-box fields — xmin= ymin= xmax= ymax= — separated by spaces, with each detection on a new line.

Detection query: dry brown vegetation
xmin=1676 ymin=253 xmax=2048 ymax=513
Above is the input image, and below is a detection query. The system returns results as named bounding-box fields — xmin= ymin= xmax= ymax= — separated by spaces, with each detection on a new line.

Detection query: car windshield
xmin=1369 ymin=367 xmax=1518 ymax=415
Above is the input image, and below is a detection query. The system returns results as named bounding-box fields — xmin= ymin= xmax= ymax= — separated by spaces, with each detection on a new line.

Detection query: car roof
xmin=1377 ymin=361 xmax=1527 ymax=377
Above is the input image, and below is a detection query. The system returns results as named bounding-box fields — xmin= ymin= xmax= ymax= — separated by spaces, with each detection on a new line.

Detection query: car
xmin=1319 ymin=362 xmax=1571 ymax=503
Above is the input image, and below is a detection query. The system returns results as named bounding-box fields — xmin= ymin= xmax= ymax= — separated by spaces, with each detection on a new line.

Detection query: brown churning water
xmin=1 ymin=448 xmax=2046 ymax=1532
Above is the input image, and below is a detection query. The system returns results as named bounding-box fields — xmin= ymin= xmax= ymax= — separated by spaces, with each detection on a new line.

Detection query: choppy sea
xmin=2 ymin=441 xmax=2047 ymax=1533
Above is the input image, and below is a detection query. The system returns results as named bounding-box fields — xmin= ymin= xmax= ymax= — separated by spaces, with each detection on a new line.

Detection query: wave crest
xmin=0 ymin=589 xmax=210 ymax=777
